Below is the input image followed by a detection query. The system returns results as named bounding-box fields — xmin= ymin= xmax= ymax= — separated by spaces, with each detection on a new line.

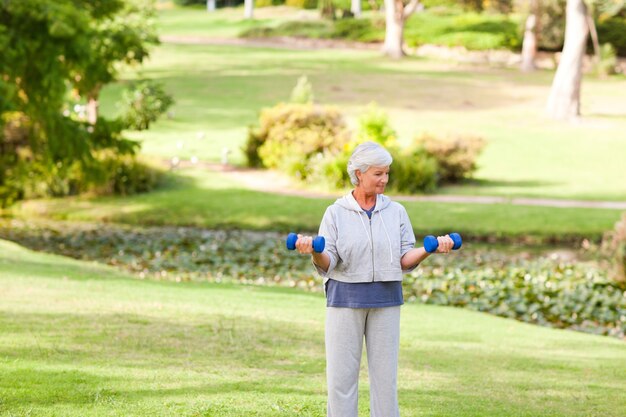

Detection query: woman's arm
xmin=401 ymin=235 xmax=454 ymax=270
xmin=400 ymin=246 xmax=431 ymax=270
xmin=295 ymin=234 xmax=331 ymax=272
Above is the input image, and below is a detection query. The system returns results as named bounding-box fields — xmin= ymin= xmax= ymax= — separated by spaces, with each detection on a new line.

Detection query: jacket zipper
xmin=369 ymin=215 xmax=375 ymax=282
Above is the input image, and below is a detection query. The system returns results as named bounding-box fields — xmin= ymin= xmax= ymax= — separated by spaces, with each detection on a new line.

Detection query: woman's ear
xmin=355 ymin=169 xmax=361 ymax=182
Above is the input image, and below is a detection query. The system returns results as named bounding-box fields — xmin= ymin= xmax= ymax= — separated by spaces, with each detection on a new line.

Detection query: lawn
xmin=1 ymin=238 xmax=625 ymax=416
xmin=11 ymin=169 xmax=623 ymax=241
xmin=98 ymin=8 xmax=626 ymax=201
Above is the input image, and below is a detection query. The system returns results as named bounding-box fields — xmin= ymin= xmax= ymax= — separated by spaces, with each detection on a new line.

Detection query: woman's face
xmin=357 ymin=165 xmax=390 ymax=194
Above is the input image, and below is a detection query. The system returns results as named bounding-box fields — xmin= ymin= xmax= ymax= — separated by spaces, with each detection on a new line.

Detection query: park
xmin=1 ymin=0 xmax=626 ymax=416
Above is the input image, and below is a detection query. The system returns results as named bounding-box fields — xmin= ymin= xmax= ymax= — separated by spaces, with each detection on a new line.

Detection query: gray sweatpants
xmin=325 ymin=306 xmax=401 ymax=417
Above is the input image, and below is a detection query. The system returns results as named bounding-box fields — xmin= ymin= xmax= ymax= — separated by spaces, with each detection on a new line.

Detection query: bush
xmin=597 ymin=17 xmax=626 ymax=57
xmin=245 ymin=103 xmax=350 ymax=179
xmin=404 ymin=253 xmax=626 ymax=338
xmin=240 ymin=20 xmax=333 ymax=39
xmin=95 ymin=154 xmax=164 ymax=196
xmin=602 ymin=213 xmax=626 ymax=284
xmin=286 ymin=0 xmax=318 ymax=9
xmin=290 ymin=75 xmax=314 ymax=104
xmin=307 ymin=105 xmax=438 ymax=193
xmin=331 ymin=18 xmax=375 ymax=41
xmin=594 ymin=43 xmax=620 ymax=77
xmin=119 ymin=80 xmax=175 ymax=131
xmin=0 ymin=111 xmax=162 ymax=205
xmin=387 ymin=147 xmax=439 ymax=193
xmin=414 ymin=132 xmax=485 ymax=183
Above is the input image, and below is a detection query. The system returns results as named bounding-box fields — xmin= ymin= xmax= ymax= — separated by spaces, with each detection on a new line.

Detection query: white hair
xmin=347 ymin=141 xmax=392 ymax=186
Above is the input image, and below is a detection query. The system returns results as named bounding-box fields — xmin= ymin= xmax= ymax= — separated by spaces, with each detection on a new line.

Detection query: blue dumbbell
xmin=424 ymin=233 xmax=462 ymax=253
xmin=286 ymin=232 xmax=325 ymax=253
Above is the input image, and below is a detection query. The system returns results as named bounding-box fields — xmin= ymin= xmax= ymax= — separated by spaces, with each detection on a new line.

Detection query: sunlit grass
xmin=1 ymin=239 xmax=626 ymax=416
xmin=100 ymin=36 xmax=626 ymax=200
xmin=11 ymin=169 xmax=623 ymax=240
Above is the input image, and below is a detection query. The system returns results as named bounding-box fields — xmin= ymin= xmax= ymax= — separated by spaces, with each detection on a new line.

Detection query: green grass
xmin=155 ymin=5 xmax=302 ymax=38
xmin=11 ymin=169 xmax=623 ymax=240
xmin=101 ymin=32 xmax=626 ymax=201
xmin=1 ymin=238 xmax=626 ymax=416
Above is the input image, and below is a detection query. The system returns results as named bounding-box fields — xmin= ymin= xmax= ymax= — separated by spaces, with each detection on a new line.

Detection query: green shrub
xmin=594 ymin=43 xmax=620 ymax=76
xmin=240 ymin=20 xmax=333 ymax=39
xmin=387 ymin=147 xmax=439 ymax=194
xmin=245 ymin=103 xmax=350 ymax=179
xmin=306 ymin=105 xmax=438 ymax=193
xmin=414 ymin=132 xmax=485 ymax=183
xmin=355 ymin=103 xmax=397 ymax=148
xmin=119 ymin=80 xmax=175 ymax=131
xmin=0 ymin=111 xmax=162 ymax=204
xmin=95 ymin=154 xmax=164 ymax=196
xmin=286 ymin=0 xmax=318 ymax=9
xmin=290 ymin=75 xmax=314 ymax=104
xmin=404 ymin=254 xmax=626 ymax=338
xmin=602 ymin=213 xmax=626 ymax=284
xmin=331 ymin=18 xmax=375 ymax=40
xmin=597 ymin=17 xmax=626 ymax=57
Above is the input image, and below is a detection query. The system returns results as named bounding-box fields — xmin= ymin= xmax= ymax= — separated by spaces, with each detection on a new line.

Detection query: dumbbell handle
xmin=424 ymin=233 xmax=462 ymax=253
xmin=286 ymin=232 xmax=325 ymax=253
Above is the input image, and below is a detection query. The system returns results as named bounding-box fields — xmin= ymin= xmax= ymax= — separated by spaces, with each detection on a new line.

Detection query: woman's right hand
xmin=295 ymin=234 xmax=314 ymax=254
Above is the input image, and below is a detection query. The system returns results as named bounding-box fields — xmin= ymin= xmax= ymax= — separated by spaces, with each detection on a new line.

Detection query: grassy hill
xmin=1 ymin=238 xmax=625 ymax=416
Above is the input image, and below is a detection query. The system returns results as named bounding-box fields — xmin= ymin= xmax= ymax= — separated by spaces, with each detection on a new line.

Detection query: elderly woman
xmin=295 ymin=141 xmax=454 ymax=417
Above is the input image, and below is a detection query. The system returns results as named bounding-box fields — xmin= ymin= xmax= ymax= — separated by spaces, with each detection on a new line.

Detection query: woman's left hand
xmin=435 ymin=235 xmax=454 ymax=254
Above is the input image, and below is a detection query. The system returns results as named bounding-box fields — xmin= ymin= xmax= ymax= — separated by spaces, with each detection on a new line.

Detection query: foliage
xmin=2 ymin=221 xmax=624 ymax=339
xmin=354 ymin=103 xmax=398 ymax=147
xmin=597 ymin=17 xmax=626 ymax=56
xmin=353 ymin=104 xmax=438 ymax=193
xmin=0 ymin=0 xmax=159 ymax=205
xmin=119 ymin=80 xmax=175 ymax=130
xmin=239 ymin=10 xmax=522 ymax=50
xmin=290 ymin=75 xmax=315 ymax=104
xmin=245 ymin=103 xmax=350 ymax=180
xmin=331 ymin=18 xmax=377 ymax=41
xmin=602 ymin=212 xmax=626 ymax=283
xmin=405 ymin=252 xmax=626 ymax=338
xmin=405 ymin=12 xmax=522 ymax=51
xmin=286 ymin=0 xmax=319 ymax=9
xmin=414 ymin=132 xmax=486 ymax=183
xmin=387 ymin=147 xmax=439 ymax=193
xmin=594 ymin=43 xmax=620 ymax=76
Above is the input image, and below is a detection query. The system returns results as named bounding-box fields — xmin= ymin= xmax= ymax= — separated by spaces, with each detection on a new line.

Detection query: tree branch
xmin=403 ymin=0 xmax=424 ymax=19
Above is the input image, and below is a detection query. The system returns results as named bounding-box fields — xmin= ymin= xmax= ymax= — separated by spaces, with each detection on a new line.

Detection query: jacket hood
xmin=335 ymin=192 xmax=392 ymax=212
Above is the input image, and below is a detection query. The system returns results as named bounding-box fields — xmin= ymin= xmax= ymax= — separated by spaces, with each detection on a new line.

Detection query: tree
xmin=73 ymin=1 xmax=158 ymax=124
xmin=244 ymin=0 xmax=254 ymax=18
xmin=546 ymin=0 xmax=589 ymax=120
xmin=546 ymin=0 xmax=624 ymax=120
xmin=382 ymin=0 xmax=424 ymax=58
xmin=351 ymin=0 xmax=362 ymax=17
xmin=521 ymin=0 xmax=541 ymax=72
xmin=0 ymin=0 xmax=157 ymax=203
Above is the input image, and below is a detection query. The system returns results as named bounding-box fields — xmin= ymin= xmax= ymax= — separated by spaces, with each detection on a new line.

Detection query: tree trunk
xmin=546 ymin=0 xmax=589 ymax=121
xmin=585 ymin=10 xmax=600 ymax=61
xmin=520 ymin=0 xmax=540 ymax=72
xmin=244 ymin=0 xmax=254 ymax=19
xmin=382 ymin=0 xmax=405 ymax=58
xmin=86 ymin=88 xmax=101 ymax=125
xmin=521 ymin=14 xmax=538 ymax=71
xmin=207 ymin=0 xmax=216 ymax=12
xmin=351 ymin=0 xmax=362 ymax=17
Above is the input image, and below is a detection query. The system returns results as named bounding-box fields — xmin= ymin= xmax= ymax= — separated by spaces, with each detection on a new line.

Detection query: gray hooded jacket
xmin=314 ymin=192 xmax=416 ymax=283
